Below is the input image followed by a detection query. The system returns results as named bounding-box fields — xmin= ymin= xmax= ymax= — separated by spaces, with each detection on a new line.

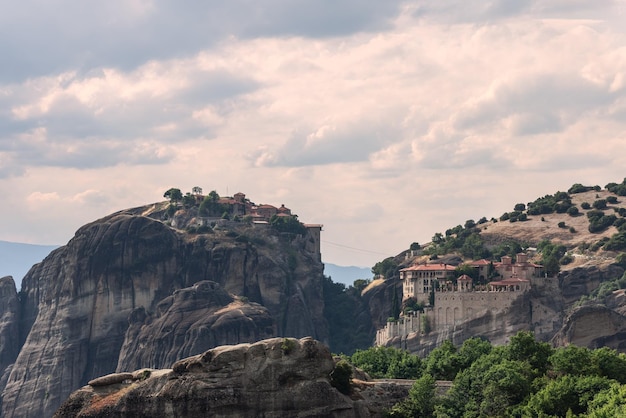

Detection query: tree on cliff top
xmin=164 ymin=188 xmax=183 ymax=204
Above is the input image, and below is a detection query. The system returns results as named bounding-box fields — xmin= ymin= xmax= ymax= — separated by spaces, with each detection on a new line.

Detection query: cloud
xmin=249 ymin=121 xmax=400 ymax=167
xmin=0 ymin=0 xmax=403 ymax=83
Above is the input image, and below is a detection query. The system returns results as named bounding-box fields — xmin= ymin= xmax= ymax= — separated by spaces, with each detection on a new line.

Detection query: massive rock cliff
xmin=0 ymin=206 xmax=327 ymax=418
xmin=54 ymin=337 xmax=407 ymax=418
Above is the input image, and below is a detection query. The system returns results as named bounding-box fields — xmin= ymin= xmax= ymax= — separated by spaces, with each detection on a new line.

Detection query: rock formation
xmin=54 ymin=337 xmax=406 ymax=418
xmin=0 ymin=206 xmax=327 ymax=418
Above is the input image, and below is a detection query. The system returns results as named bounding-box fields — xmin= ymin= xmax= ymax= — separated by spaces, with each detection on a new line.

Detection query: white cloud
xmin=2 ymin=1 xmax=626 ymax=267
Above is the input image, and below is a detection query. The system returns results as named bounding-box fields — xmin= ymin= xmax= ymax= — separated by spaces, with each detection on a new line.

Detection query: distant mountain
xmin=323 ymin=263 xmax=372 ymax=286
xmin=0 ymin=241 xmax=59 ymax=289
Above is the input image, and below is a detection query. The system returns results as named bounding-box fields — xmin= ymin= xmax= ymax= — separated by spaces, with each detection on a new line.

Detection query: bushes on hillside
xmin=588 ymin=210 xmax=617 ymax=233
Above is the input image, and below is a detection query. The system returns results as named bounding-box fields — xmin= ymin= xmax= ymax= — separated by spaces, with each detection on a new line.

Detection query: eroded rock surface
xmin=55 ymin=337 xmax=401 ymax=418
xmin=0 ymin=209 xmax=326 ymax=418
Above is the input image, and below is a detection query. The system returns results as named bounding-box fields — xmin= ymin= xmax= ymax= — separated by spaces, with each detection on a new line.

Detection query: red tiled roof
xmin=468 ymin=259 xmax=491 ymax=266
xmin=400 ymin=263 xmax=455 ymax=272
xmin=457 ymin=274 xmax=472 ymax=281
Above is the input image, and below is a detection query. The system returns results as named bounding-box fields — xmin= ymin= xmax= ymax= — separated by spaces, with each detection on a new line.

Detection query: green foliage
xmin=569 ymin=183 xmax=594 ymax=194
xmin=387 ymin=374 xmax=437 ymax=418
xmin=424 ymin=340 xmax=459 ymax=380
xmin=607 ymin=195 xmax=619 ymax=204
xmin=322 ymin=276 xmax=372 ymax=355
xmin=514 ymin=203 xmax=526 ymax=211
xmin=604 ymin=232 xmax=626 ymax=251
xmin=527 ymin=192 xmax=570 ymax=215
xmin=371 ymin=257 xmax=399 ymax=279
xmin=587 ymin=383 xmax=626 ymax=417
xmin=330 ymin=359 xmax=353 ymax=395
xmin=558 ymin=221 xmax=566 ymax=228
xmin=588 ymin=210 xmax=617 ymax=233
xmin=506 ymin=331 xmax=553 ymax=376
xmin=567 ymin=205 xmax=580 ymax=216
xmin=199 ymin=191 xmax=228 ymax=217
xmin=281 ymin=338 xmax=296 ymax=354
xmin=616 ymin=253 xmax=626 ymax=268
xmin=606 ymin=178 xmax=626 ymax=196
xmin=269 ymin=214 xmax=307 ymax=235
xmin=163 ymin=187 xmax=183 ymax=202
xmin=409 ymin=242 xmax=420 ymax=250
xmin=538 ymin=240 xmax=567 ymax=277
xmin=352 ymin=278 xmax=370 ymax=293
xmin=424 ymin=225 xmax=491 ymax=260
xmin=582 ymin=201 xmax=592 ymax=209
xmin=350 ymin=346 xmax=422 ymax=379
xmin=383 ymin=331 xmax=626 ymax=418
xmin=524 ymin=375 xmax=613 ymax=417
xmin=594 ymin=199 xmax=608 ymax=210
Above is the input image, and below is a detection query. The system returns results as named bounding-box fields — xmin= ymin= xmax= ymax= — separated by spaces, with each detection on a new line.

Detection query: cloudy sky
xmin=2 ymin=0 xmax=626 ymax=270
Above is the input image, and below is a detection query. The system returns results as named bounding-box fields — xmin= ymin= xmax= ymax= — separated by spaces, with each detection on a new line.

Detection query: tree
xmin=506 ymin=331 xmax=553 ymax=376
xmin=514 ymin=203 xmax=526 ymax=211
xmin=330 ymin=360 xmax=352 ymax=394
xmin=199 ymin=191 xmax=227 ymax=217
xmin=191 ymin=186 xmax=203 ymax=195
xmin=371 ymin=257 xmax=399 ymax=279
xmin=425 ymin=340 xmax=459 ymax=380
xmin=269 ymin=214 xmax=306 ymax=235
xmin=350 ymin=346 xmax=422 ymax=379
xmin=524 ymin=375 xmax=613 ymax=417
xmin=163 ymin=188 xmax=183 ymax=204
xmin=388 ymin=374 xmax=437 ymax=417
xmin=593 ymin=199 xmax=608 ymax=210
xmin=182 ymin=192 xmax=195 ymax=208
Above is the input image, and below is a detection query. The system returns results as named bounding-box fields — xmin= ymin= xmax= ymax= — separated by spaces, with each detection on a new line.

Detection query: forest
xmin=347 ymin=331 xmax=626 ymax=417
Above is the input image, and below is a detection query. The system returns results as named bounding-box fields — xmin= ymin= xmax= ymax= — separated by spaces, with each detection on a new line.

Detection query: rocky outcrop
xmin=552 ymin=305 xmax=626 ymax=350
xmin=117 ymin=280 xmax=276 ymax=371
xmin=558 ymin=263 xmax=625 ymax=305
xmin=0 ymin=276 xmax=20 ymax=413
xmin=54 ymin=337 xmax=404 ymax=418
xmin=1 ymin=208 xmax=327 ymax=418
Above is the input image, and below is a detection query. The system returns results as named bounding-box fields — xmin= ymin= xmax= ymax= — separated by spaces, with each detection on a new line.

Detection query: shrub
xmin=581 ymin=202 xmax=591 ymax=210
xmin=330 ymin=360 xmax=353 ymax=395
xmin=568 ymin=206 xmax=580 ymax=216
xmin=607 ymin=196 xmax=618 ymax=204
xmin=514 ymin=203 xmax=526 ymax=211
xmin=570 ymin=227 xmax=577 ymax=233
xmin=593 ymin=199 xmax=608 ymax=210
xmin=519 ymin=213 xmax=528 ymax=221
xmin=560 ymin=255 xmax=573 ymax=265
xmin=500 ymin=212 xmax=510 ymax=221
xmin=558 ymin=221 xmax=566 ymax=228
xmin=281 ymin=338 xmax=296 ymax=354
xmin=569 ymin=183 xmax=593 ymax=194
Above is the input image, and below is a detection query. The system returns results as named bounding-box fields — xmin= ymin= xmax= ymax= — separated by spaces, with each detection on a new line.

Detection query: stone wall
xmin=376 ymin=286 xmax=529 ymax=346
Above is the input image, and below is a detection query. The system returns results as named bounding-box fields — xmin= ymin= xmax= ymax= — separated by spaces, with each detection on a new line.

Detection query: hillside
xmin=480 ymin=188 xmax=625 ymax=259
xmin=369 ymin=180 xmax=626 ymax=356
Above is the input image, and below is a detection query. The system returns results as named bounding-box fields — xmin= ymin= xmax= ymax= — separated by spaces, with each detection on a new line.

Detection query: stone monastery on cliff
xmin=375 ymin=253 xmax=545 ymax=346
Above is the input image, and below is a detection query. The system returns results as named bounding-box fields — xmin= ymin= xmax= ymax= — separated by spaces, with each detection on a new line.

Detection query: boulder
xmin=54 ymin=337 xmax=403 ymax=418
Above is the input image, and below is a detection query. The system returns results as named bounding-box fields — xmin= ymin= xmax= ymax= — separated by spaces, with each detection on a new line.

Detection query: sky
xmin=2 ymin=0 xmax=626 ymax=269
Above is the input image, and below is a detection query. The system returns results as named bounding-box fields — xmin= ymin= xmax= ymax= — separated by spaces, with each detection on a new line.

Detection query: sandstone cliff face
xmin=54 ymin=337 xmax=403 ymax=418
xmin=552 ymin=305 xmax=626 ymax=350
xmin=117 ymin=280 xmax=276 ymax=371
xmin=0 ymin=276 xmax=20 ymax=413
xmin=0 ymin=209 xmax=327 ymax=418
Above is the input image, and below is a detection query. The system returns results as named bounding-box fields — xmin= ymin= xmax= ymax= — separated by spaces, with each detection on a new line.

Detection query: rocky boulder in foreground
xmin=54 ymin=337 xmax=406 ymax=418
